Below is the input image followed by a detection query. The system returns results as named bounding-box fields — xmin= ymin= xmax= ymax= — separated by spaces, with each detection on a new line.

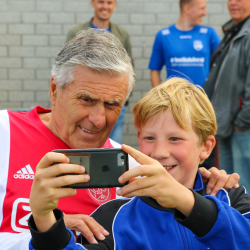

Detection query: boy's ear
xmin=50 ymin=77 xmax=58 ymax=106
xmin=199 ymin=135 xmax=216 ymax=161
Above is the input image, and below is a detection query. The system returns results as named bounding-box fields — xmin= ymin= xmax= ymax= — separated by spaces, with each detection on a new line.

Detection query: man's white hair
xmin=51 ymin=28 xmax=135 ymax=100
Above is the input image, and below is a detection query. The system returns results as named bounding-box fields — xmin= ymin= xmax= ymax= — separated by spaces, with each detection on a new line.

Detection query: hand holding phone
xmin=52 ymin=148 xmax=129 ymax=188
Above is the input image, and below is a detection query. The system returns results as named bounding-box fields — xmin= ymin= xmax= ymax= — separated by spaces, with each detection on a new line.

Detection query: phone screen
xmin=64 ymin=153 xmax=91 ymax=175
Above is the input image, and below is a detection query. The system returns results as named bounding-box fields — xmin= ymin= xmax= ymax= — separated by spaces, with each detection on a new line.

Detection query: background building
xmin=0 ymin=0 xmax=230 ymax=148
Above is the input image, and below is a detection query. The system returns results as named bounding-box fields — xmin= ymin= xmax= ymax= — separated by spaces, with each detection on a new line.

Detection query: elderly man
xmin=204 ymin=0 xmax=250 ymax=191
xmin=0 ymin=29 xmax=239 ymax=250
xmin=149 ymin=0 xmax=220 ymax=88
xmin=66 ymin=0 xmax=133 ymax=144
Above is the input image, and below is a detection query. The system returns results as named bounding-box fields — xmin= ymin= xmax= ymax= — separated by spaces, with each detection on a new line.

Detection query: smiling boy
xmin=28 ymin=78 xmax=250 ymax=250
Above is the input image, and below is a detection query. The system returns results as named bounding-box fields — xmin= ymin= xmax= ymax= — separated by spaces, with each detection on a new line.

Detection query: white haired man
xmin=66 ymin=0 xmax=133 ymax=144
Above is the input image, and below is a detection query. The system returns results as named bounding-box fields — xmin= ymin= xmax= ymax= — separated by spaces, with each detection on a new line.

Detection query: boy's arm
xmin=118 ymin=145 xmax=197 ymax=217
xmin=176 ymin=186 xmax=250 ymax=249
xmin=119 ymin=145 xmax=250 ymax=249
xmin=29 ymin=152 xmax=109 ymax=245
xmin=29 ymin=199 xmax=130 ymax=250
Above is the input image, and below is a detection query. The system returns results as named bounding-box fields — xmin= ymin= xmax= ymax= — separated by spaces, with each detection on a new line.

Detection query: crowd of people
xmin=0 ymin=0 xmax=250 ymax=249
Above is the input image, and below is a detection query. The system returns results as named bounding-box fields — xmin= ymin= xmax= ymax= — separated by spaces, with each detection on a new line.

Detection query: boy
xmin=28 ymin=78 xmax=250 ymax=250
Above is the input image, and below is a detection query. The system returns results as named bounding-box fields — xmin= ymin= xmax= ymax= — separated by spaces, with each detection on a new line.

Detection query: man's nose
xmin=88 ymin=102 xmax=106 ymax=129
xmin=151 ymin=142 xmax=170 ymax=160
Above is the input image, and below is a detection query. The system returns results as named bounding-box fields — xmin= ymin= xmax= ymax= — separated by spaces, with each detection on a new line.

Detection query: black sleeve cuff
xmin=28 ymin=208 xmax=71 ymax=250
xmin=174 ymin=190 xmax=218 ymax=237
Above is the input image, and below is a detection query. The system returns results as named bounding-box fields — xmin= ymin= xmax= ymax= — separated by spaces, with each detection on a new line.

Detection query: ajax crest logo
xmin=87 ymin=188 xmax=111 ymax=204
xmin=193 ymin=40 xmax=203 ymax=51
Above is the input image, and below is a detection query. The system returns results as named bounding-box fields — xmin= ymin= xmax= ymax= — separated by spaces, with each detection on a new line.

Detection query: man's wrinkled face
xmin=187 ymin=0 xmax=207 ymax=26
xmin=50 ymin=66 xmax=128 ymax=149
xmin=228 ymin=0 xmax=250 ymax=24
xmin=91 ymin=0 xmax=117 ymax=22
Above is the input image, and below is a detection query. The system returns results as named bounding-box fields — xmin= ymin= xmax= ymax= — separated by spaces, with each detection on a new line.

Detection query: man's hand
xmin=199 ymin=167 xmax=240 ymax=196
xmin=117 ymin=145 xmax=195 ymax=217
xmin=30 ymin=152 xmax=89 ymax=233
xmin=64 ymin=214 xmax=109 ymax=244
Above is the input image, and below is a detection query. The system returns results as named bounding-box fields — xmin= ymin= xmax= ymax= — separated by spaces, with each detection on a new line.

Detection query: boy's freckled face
xmin=137 ymin=109 xmax=204 ymax=189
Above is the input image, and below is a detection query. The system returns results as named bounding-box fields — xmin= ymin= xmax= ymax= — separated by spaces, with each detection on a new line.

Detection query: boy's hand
xmin=199 ymin=167 xmax=240 ymax=196
xmin=30 ymin=152 xmax=88 ymax=232
xmin=117 ymin=145 xmax=195 ymax=217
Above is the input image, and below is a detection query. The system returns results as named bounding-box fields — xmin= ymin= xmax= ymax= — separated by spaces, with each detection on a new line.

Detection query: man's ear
xmin=50 ymin=76 xmax=58 ymax=106
xmin=90 ymin=0 xmax=95 ymax=9
xmin=199 ymin=135 xmax=216 ymax=161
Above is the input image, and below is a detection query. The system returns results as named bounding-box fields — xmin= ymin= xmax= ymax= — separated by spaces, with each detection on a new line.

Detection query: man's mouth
xmin=163 ymin=165 xmax=177 ymax=171
xmin=79 ymin=126 xmax=98 ymax=134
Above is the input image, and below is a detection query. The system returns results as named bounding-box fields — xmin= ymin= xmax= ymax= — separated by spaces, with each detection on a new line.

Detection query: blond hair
xmin=133 ymin=78 xmax=217 ymax=146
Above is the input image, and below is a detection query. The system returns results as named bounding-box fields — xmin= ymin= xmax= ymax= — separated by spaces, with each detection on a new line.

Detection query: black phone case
xmin=52 ymin=148 xmax=129 ymax=189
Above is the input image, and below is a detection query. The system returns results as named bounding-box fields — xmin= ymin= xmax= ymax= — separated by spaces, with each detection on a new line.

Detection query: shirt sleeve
xmin=210 ymin=28 xmax=221 ymax=54
xmin=175 ymin=187 xmax=250 ymax=250
xmin=148 ymin=31 xmax=165 ymax=71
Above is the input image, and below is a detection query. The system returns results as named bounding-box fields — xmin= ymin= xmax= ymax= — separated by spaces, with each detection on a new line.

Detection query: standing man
xmin=66 ymin=0 xmax=133 ymax=144
xmin=149 ymin=0 xmax=221 ymax=88
xmin=204 ymin=0 xmax=250 ymax=191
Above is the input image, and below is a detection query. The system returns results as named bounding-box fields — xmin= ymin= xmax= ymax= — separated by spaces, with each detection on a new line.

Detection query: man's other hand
xmin=199 ymin=167 xmax=240 ymax=196
xmin=64 ymin=214 xmax=109 ymax=244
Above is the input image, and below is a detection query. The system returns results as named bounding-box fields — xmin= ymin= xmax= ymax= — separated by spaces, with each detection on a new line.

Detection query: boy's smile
xmin=137 ymin=108 xmax=206 ymax=189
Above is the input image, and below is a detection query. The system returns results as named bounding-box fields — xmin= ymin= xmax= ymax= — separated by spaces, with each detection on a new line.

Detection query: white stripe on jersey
xmin=0 ymin=110 xmax=10 ymax=228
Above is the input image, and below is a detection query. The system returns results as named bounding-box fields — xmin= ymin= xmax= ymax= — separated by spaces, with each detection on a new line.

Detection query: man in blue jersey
xmin=149 ymin=0 xmax=221 ymax=88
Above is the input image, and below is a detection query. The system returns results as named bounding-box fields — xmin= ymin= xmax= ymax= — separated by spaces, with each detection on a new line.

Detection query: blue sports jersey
xmin=149 ymin=24 xmax=221 ymax=87
xmin=91 ymin=23 xmax=111 ymax=32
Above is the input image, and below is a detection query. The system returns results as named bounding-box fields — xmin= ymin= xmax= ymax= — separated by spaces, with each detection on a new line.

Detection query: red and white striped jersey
xmin=0 ymin=106 xmax=138 ymax=250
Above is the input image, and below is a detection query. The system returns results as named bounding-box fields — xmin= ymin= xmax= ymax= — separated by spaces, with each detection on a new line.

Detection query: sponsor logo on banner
xmin=87 ymin=188 xmax=111 ymax=204
xmin=11 ymin=198 xmax=31 ymax=233
xmin=193 ymin=40 xmax=203 ymax=51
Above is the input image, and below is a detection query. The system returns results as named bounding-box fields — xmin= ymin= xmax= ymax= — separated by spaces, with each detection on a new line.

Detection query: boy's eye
xmin=145 ymin=137 xmax=155 ymax=141
xmin=170 ymin=137 xmax=179 ymax=141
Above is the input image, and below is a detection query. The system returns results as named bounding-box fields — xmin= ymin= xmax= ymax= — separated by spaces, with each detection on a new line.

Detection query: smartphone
xmin=52 ymin=148 xmax=129 ymax=189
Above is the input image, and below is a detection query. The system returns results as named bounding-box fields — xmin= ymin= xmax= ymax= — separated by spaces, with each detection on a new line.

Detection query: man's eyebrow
xmin=81 ymin=93 xmax=121 ymax=104
xmin=81 ymin=93 xmax=96 ymax=100
xmin=106 ymin=99 xmax=120 ymax=105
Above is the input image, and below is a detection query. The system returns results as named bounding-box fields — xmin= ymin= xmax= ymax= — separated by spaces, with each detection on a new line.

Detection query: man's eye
xmin=82 ymin=98 xmax=94 ymax=104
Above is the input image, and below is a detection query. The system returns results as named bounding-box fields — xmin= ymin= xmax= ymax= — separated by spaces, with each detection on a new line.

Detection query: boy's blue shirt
xmin=29 ymin=170 xmax=250 ymax=250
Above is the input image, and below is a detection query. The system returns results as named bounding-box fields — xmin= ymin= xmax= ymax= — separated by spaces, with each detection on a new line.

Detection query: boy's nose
xmin=151 ymin=143 xmax=170 ymax=160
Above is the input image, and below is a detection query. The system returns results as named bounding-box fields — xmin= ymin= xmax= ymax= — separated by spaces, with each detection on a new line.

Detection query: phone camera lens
xmin=121 ymin=155 xmax=124 ymax=159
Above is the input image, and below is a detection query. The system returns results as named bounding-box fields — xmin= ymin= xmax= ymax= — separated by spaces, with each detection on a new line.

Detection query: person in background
xmin=66 ymin=0 xmax=133 ymax=144
xmin=149 ymin=0 xmax=220 ymax=88
xmin=149 ymin=0 xmax=221 ymax=169
xmin=204 ymin=0 xmax=250 ymax=192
